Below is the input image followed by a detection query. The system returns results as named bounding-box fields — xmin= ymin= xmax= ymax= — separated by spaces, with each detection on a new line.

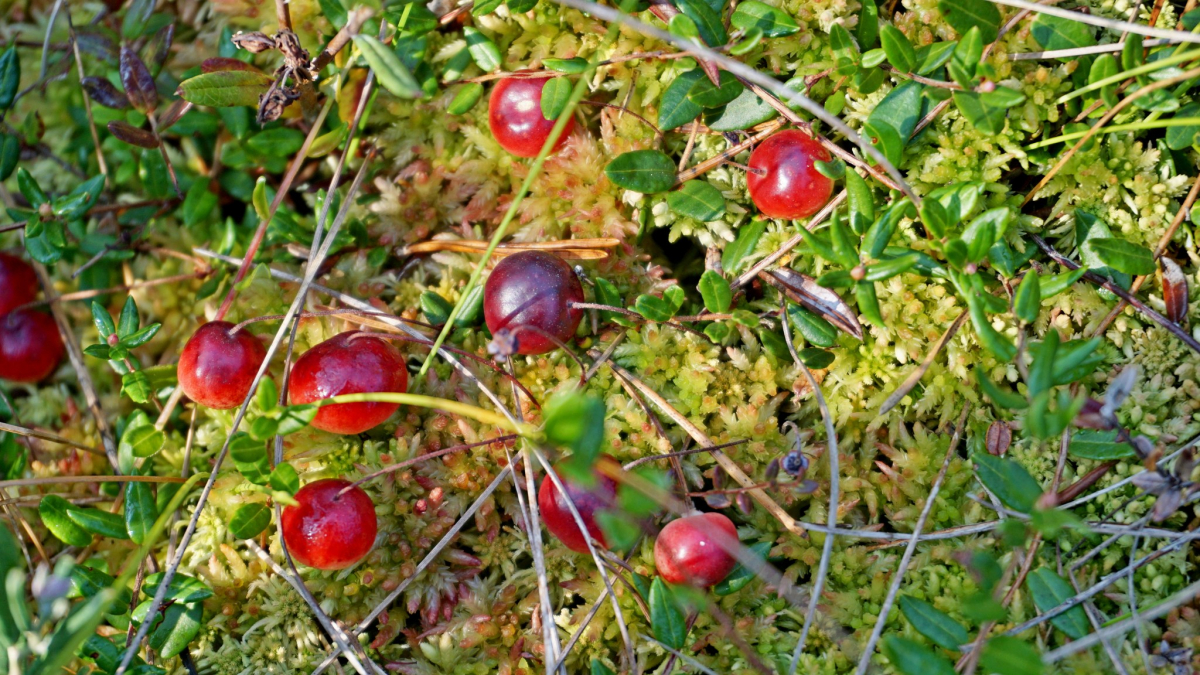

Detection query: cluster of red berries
xmin=540 ymin=455 xmax=738 ymax=588
xmin=486 ymin=76 xmax=834 ymax=220
xmin=0 ymin=253 xmax=64 ymax=383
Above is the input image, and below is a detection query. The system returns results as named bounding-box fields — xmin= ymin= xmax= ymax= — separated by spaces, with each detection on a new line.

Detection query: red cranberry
xmin=483 ymin=251 xmax=584 ymax=356
xmin=287 ymin=332 xmax=408 ymax=435
xmin=0 ymin=253 xmax=38 ymax=316
xmin=537 ymin=455 xmax=621 ymax=553
xmin=654 ymin=512 xmax=738 ymax=587
xmin=281 ymin=479 xmax=378 ymax=570
xmin=0 ymin=309 xmax=64 ymax=383
xmin=177 ymin=321 xmax=268 ymax=410
xmin=488 ymin=77 xmax=576 ymax=158
xmin=746 ymin=129 xmax=834 ymax=220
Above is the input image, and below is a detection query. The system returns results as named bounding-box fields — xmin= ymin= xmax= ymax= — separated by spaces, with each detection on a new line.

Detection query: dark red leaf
xmin=107 ymin=120 xmax=159 ymax=148
xmin=120 ymin=45 xmax=157 ymax=113
xmin=201 ymin=57 xmax=264 ymax=74
xmin=82 ymin=76 xmax=130 ymax=109
xmin=142 ymin=23 xmax=175 ymax=76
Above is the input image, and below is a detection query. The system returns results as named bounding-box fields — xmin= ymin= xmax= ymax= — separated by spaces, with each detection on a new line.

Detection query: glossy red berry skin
xmin=483 ymin=250 xmax=584 ymax=356
xmin=746 ymin=129 xmax=834 ymax=220
xmin=538 ymin=455 xmax=621 ymax=553
xmin=177 ymin=321 xmax=268 ymax=410
xmin=287 ymin=332 xmax=408 ymax=435
xmin=488 ymin=77 xmax=576 ymax=158
xmin=281 ymin=479 xmax=378 ymax=570
xmin=0 ymin=253 xmax=38 ymax=317
xmin=654 ymin=512 xmax=738 ymax=587
xmin=0 ymin=309 xmax=64 ymax=383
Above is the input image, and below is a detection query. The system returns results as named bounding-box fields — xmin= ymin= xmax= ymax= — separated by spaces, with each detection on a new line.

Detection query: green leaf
xmin=594 ymin=510 xmax=640 ymax=551
xmin=540 ymin=76 xmax=571 ymax=120
xmin=604 ymin=150 xmax=677 ymax=193
xmin=175 ymin=70 xmax=275 ymax=107
xmin=1039 ymin=267 xmax=1087 ymax=298
xmin=1013 ymin=269 xmax=1041 ymax=324
xmin=856 ymin=280 xmax=884 ymax=326
xmin=867 ymin=78 xmax=927 ymax=144
xmin=121 ymin=370 xmax=153 ymax=404
xmin=543 ymin=390 xmax=606 ymax=466
xmin=880 ymin=24 xmax=917 ymax=73
xmin=864 ymin=253 xmax=918 ymax=282
xmin=649 ymin=576 xmax=688 ymax=649
xmin=142 ymin=573 xmax=214 ymax=603
xmin=858 ymin=0 xmax=880 ymax=48
xmin=634 ymin=293 xmax=679 ymax=322
xmin=898 ymin=596 xmax=968 ymax=650
xmin=269 ymin=462 xmax=301 ymax=494
xmin=57 ymin=175 xmax=106 ymax=221
xmin=421 ymin=290 xmax=453 ymax=325
xmin=1087 ymin=237 xmax=1156 ymax=275
xmin=0 ymin=133 xmax=19 ymax=180
xmin=697 ymin=270 xmax=733 ymax=313
xmin=1166 ymin=103 xmax=1200 ymax=150
xmin=246 ymin=127 xmax=306 ymax=157
xmin=731 ymin=0 xmax=800 ymax=37
xmin=668 ymin=180 xmax=726 ymax=221
xmin=980 ymin=636 xmax=1043 ymax=675
xmin=147 ymin=601 xmax=202 ymax=659
xmin=66 ymin=506 xmax=130 ymax=540
xmin=0 ymin=47 xmax=18 ymax=110
xmin=595 ymin=278 xmax=635 ymax=327
xmin=1031 ymin=13 xmax=1096 ymax=52
xmin=448 ymin=83 xmax=484 ymax=114
xmin=353 ymin=35 xmax=423 ymax=98
xmin=938 ymin=0 xmax=1001 ymax=43
xmin=953 ymin=90 xmax=1006 ymax=134
xmin=676 ymin=0 xmax=728 ymax=46
xmin=591 ymin=659 xmax=617 ymax=675
xmin=882 ymin=636 xmax=957 ymax=675
xmin=276 ymin=404 xmax=318 ymax=436
xmin=846 ymin=170 xmax=875 ymax=234
xmin=1077 ymin=211 xmax=1131 ymax=290
xmin=723 ymin=220 xmax=765 ymax=272
xmin=545 ymin=57 xmax=588 ymax=73
xmin=229 ymin=502 xmax=271 ymax=539
xmin=229 ymin=432 xmax=271 ymax=485
xmin=118 ymin=297 xmax=140 ymax=337
xmin=91 ymin=300 xmax=116 ymax=340
xmin=40 ymin=495 xmax=94 ymax=547
xmin=462 ymin=27 xmax=502 ymax=72
xmin=705 ymin=87 xmax=777 ymax=131
xmin=658 ymin=69 xmax=707 ymax=130
xmin=124 ymin=481 xmax=157 ymax=544
xmin=917 ymin=40 xmax=957 ymax=74
xmin=973 ymin=451 xmax=1042 ymax=513
xmin=788 ymin=305 xmax=838 ymax=348
xmin=1026 ymin=568 xmax=1090 ymax=639
xmin=1070 ymin=430 xmax=1135 ymax=460
xmin=122 ymin=424 xmax=165 ymax=459
xmin=688 ymin=70 xmax=744 ymax=108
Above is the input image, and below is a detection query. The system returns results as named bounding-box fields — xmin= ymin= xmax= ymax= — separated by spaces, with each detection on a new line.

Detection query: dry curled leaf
xmin=231 ymin=31 xmax=276 ymax=54
xmin=760 ymin=268 xmax=863 ymax=340
xmin=81 ymin=76 xmax=129 ymax=109
xmin=107 ymin=120 xmax=159 ymax=149
xmin=1161 ymin=257 xmax=1189 ymax=325
xmin=985 ymin=421 xmax=1011 ymax=456
xmin=119 ymin=45 xmax=157 ymax=114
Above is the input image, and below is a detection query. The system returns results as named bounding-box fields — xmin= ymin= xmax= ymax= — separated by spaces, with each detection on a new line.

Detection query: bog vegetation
xmin=1 ymin=0 xmax=1200 ymax=673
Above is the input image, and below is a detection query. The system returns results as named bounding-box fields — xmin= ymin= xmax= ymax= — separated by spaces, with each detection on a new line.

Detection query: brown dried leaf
xmin=82 ymin=76 xmax=129 ymax=109
xmin=760 ymin=268 xmax=863 ymax=340
xmin=1161 ymin=257 xmax=1189 ymax=325
xmin=107 ymin=120 xmax=159 ymax=149
xmin=119 ymin=45 xmax=157 ymax=113
xmin=201 ymin=57 xmax=265 ymax=74
xmin=231 ymin=31 xmax=276 ymax=54
xmin=985 ymin=421 xmax=1011 ymax=456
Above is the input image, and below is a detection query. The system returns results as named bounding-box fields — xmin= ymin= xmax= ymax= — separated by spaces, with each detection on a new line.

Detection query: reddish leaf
xmin=1161 ymin=256 xmax=1189 ymax=325
xmin=107 ymin=120 xmax=159 ymax=148
xmin=120 ymin=45 xmax=157 ymax=113
xmin=82 ymin=76 xmax=129 ymax=109
xmin=156 ymin=99 xmax=193 ymax=131
xmin=76 ymin=30 xmax=118 ymax=64
xmin=201 ymin=57 xmax=264 ymax=74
